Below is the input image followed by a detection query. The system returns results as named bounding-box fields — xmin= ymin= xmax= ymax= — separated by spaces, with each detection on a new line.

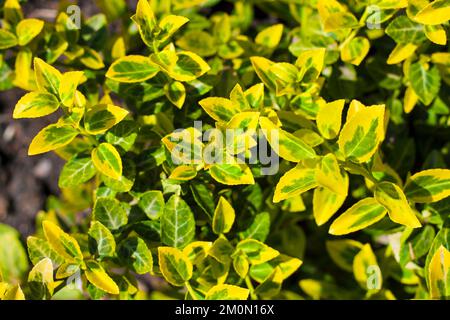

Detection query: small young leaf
xmin=212 ymin=196 xmax=235 ymax=235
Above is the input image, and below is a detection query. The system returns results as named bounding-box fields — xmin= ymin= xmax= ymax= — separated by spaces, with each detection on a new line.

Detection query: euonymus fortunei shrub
xmin=0 ymin=0 xmax=450 ymax=300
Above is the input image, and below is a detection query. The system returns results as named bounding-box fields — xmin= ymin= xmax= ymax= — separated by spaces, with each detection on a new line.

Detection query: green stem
xmin=245 ymin=276 xmax=257 ymax=300
xmin=185 ymin=282 xmax=198 ymax=300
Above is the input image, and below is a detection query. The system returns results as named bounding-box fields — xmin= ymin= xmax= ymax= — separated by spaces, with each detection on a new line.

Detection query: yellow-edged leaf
xmin=16 ymin=18 xmax=44 ymax=46
xmin=42 ymin=220 xmax=83 ymax=263
xmin=428 ymin=245 xmax=450 ymax=298
xmin=28 ymin=124 xmax=78 ymax=155
xmin=404 ymin=169 xmax=450 ymax=203
xmin=329 ymin=198 xmax=388 ymax=235
xmin=91 ymin=143 xmax=123 ymax=180
xmin=13 ymin=91 xmax=59 ymax=119
xmin=338 ymin=104 xmax=385 ymax=163
xmin=316 ymin=99 xmax=345 ymax=139
xmin=259 ymin=116 xmax=316 ymax=162
xmin=205 ymin=284 xmax=249 ymax=300
xmin=212 ymin=196 xmax=235 ymax=235
xmin=85 ymin=260 xmax=119 ymax=295
xmin=274 ymin=164 xmax=317 ymax=203
xmin=158 ymin=247 xmax=193 ymax=286
xmin=374 ymin=182 xmax=422 ymax=228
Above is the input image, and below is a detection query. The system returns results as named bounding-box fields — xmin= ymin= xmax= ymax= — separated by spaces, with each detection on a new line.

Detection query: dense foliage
xmin=0 ymin=0 xmax=450 ymax=300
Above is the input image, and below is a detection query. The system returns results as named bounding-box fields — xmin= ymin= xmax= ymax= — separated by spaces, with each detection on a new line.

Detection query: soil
xmin=0 ymin=0 xmax=104 ymax=236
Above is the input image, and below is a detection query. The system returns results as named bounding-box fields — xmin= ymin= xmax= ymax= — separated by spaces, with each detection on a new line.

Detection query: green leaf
xmin=0 ymin=224 xmax=29 ymax=282
xmin=85 ymin=260 xmax=119 ymax=295
xmin=409 ymin=62 xmax=441 ymax=105
xmin=176 ymin=30 xmax=217 ymax=57
xmin=91 ymin=143 xmax=123 ymax=180
xmin=212 ymin=197 xmax=235 ymax=235
xmin=239 ymin=212 xmax=270 ymax=242
xmin=28 ymin=124 xmax=78 ymax=156
xmin=13 ymin=91 xmax=59 ymax=119
xmin=0 ymin=29 xmax=18 ymax=49
xmin=158 ymin=247 xmax=193 ymax=286
xmin=16 ymin=18 xmax=44 ymax=46
xmin=138 ymin=190 xmax=165 ymax=220
xmin=161 ymin=195 xmax=195 ymax=249
xmin=106 ymin=55 xmax=160 ymax=83
xmin=329 ymin=198 xmax=388 ymax=235
xmin=374 ymin=182 xmax=422 ymax=228
xmin=105 ymin=120 xmax=138 ymax=152
xmin=58 ymin=155 xmax=96 ymax=188
xmin=118 ymin=237 xmax=153 ymax=274
xmin=88 ymin=221 xmax=116 ymax=258
xmin=385 ymin=16 xmax=427 ymax=44
xmin=404 ymin=169 xmax=450 ymax=203
xmin=93 ymin=197 xmax=128 ymax=231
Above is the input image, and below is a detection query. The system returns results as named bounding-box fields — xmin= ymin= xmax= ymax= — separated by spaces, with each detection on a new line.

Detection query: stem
xmin=152 ymin=40 xmax=159 ymax=54
xmin=185 ymin=282 xmax=198 ymax=300
xmin=245 ymin=276 xmax=257 ymax=300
